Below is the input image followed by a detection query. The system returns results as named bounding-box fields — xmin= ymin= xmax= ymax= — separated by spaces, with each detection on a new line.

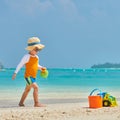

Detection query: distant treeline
xmin=91 ymin=62 xmax=120 ymax=68
xmin=0 ymin=62 xmax=4 ymax=69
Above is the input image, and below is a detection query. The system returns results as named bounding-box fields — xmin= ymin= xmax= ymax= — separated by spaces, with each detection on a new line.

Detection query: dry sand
xmin=0 ymin=99 xmax=120 ymax=120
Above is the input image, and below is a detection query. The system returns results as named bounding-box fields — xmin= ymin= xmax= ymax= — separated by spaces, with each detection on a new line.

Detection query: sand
xmin=0 ymin=98 xmax=120 ymax=120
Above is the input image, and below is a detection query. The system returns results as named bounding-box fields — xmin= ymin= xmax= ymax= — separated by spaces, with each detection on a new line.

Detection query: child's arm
xmin=38 ymin=64 xmax=46 ymax=71
xmin=12 ymin=54 xmax=30 ymax=80
xmin=12 ymin=73 xmax=17 ymax=80
xmin=37 ymin=56 xmax=46 ymax=71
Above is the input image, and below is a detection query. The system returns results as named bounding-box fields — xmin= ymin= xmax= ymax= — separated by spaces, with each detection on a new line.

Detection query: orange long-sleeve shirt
xmin=14 ymin=54 xmax=42 ymax=78
xmin=25 ymin=56 xmax=38 ymax=78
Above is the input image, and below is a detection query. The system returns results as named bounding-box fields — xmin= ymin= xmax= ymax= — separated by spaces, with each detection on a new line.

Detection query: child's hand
xmin=41 ymin=67 xmax=46 ymax=73
xmin=40 ymin=68 xmax=49 ymax=78
xmin=12 ymin=73 xmax=16 ymax=80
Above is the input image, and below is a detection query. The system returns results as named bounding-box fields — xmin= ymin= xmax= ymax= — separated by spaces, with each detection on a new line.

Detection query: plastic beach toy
xmin=88 ymin=88 xmax=103 ymax=108
xmin=40 ymin=69 xmax=49 ymax=78
xmin=88 ymin=88 xmax=118 ymax=108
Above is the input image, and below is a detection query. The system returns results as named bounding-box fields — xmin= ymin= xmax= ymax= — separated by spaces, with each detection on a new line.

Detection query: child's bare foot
xmin=19 ymin=103 xmax=25 ymax=107
xmin=34 ymin=103 xmax=46 ymax=107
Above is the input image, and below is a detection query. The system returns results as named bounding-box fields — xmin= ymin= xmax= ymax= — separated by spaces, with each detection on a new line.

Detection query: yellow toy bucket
xmin=88 ymin=89 xmax=103 ymax=108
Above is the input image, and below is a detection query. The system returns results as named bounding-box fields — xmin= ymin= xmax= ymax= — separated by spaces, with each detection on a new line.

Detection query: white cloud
xmin=5 ymin=0 xmax=53 ymax=15
xmin=4 ymin=0 xmax=84 ymax=22
xmin=56 ymin=0 xmax=84 ymax=22
xmin=59 ymin=0 xmax=78 ymax=13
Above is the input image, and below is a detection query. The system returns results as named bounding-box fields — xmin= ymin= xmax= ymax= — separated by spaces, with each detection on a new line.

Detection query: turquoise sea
xmin=0 ymin=68 xmax=120 ymax=106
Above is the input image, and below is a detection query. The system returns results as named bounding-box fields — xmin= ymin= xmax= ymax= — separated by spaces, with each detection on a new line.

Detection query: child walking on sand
xmin=12 ymin=37 xmax=46 ymax=107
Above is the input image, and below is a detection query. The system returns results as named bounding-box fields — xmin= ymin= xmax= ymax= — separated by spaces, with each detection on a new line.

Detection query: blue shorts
xmin=25 ymin=77 xmax=36 ymax=85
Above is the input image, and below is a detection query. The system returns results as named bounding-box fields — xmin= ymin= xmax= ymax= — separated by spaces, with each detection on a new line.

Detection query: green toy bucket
xmin=40 ymin=69 xmax=49 ymax=78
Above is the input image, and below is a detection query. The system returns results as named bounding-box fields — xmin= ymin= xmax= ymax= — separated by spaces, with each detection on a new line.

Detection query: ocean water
xmin=0 ymin=68 xmax=120 ymax=100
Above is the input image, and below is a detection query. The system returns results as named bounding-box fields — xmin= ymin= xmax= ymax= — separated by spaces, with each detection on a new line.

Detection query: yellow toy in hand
xmin=40 ymin=68 xmax=49 ymax=78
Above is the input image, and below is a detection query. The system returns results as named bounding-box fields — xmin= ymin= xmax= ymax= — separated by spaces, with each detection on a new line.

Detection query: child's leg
xmin=19 ymin=85 xmax=32 ymax=106
xmin=32 ymin=83 xmax=45 ymax=107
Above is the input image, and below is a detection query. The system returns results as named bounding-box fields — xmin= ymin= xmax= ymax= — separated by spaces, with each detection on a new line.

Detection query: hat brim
xmin=25 ymin=44 xmax=45 ymax=51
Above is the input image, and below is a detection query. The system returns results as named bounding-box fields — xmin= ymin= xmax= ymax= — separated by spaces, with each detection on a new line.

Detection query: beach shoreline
xmin=1 ymin=68 xmax=120 ymax=120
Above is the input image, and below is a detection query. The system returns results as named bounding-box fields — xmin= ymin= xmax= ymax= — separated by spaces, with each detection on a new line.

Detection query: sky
xmin=0 ymin=0 xmax=120 ymax=68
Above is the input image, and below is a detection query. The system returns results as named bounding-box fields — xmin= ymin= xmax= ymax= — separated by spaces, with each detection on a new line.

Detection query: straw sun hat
xmin=25 ymin=37 xmax=45 ymax=51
